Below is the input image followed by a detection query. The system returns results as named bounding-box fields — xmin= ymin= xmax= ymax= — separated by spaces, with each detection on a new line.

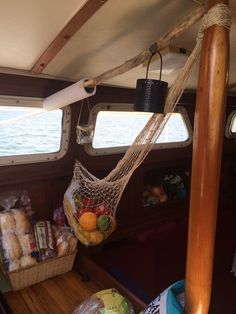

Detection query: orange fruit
xmin=78 ymin=212 xmax=97 ymax=231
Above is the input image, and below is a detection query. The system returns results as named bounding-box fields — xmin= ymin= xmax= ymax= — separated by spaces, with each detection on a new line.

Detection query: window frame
xmin=84 ymin=103 xmax=192 ymax=156
xmin=0 ymin=96 xmax=71 ymax=166
xmin=225 ymin=110 xmax=236 ymax=139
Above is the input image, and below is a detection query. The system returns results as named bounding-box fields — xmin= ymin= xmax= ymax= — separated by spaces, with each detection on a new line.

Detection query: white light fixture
xmin=143 ymin=46 xmax=189 ymax=75
xmin=43 ymin=78 xmax=96 ymax=111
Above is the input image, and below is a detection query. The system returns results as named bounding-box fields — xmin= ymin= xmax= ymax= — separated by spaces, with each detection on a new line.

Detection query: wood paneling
xmin=0 ymin=73 xmax=236 ymax=239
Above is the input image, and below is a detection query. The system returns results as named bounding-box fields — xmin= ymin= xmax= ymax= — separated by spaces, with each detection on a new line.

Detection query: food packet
xmin=53 ymin=206 xmax=66 ymax=226
xmin=140 ymin=280 xmax=185 ymax=314
xmin=2 ymin=233 xmax=22 ymax=261
xmin=12 ymin=208 xmax=31 ymax=234
xmin=0 ymin=211 xmax=15 ymax=235
xmin=20 ymin=255 xmax=37 ymax=268
xmin=8 ymin=259 xmax=21 ymax=272
xmin=72 ymin=288 xmax=135 ymax=314
xmin=18 ymin=233 xmax=37 ymax=255
xmin=0 ymin=190 xmax=35 ymax=223
xmin=34 ymin=221 xmax=56 ymax=261
xmin=53 ymin=225 xmax=77 ymax=256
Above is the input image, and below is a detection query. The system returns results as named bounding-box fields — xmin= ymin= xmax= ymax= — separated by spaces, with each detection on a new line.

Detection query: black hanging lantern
xmin=134 ymin=47 xmax=168 ymax=114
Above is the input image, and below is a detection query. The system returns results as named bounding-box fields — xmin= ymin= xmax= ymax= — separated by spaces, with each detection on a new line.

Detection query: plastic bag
xmin=72 ymin=288 xmax=135 ymax=314
xmin=0 ymin=190 xmax=35 ymax=223
xmin=140 ymin=280 xmax=185 ymax=314
xmin=0 ymin=191 xmax=37 ymax=272
xmin=53 ymin=225 xmax=77 ymax=256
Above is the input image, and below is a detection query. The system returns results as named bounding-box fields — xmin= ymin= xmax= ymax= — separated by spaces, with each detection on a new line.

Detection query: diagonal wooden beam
xmin=31 ymin=0 xmax=108 ymax=74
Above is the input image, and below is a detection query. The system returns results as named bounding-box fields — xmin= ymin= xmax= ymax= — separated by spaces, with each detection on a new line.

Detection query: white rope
xmin=0 ymin=109 xmax=46 ymax=128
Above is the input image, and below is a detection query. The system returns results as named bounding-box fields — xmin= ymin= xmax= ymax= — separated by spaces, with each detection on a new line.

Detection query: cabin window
xmin=85 ymin=103 xmax=192 ymax=155
xmin=0 ymin=98 xmax=70 ymax=165
xmin=226 ymin=111 xmax=236 ymax=138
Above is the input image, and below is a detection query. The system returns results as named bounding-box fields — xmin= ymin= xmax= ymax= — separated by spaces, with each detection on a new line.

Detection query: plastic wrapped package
xmin=0 ymin=190 xmax=35 ymax=223
xmin=2 ymin=233 xmax=22 ymax=261
xmin=20 ymin=255 xmax=37 ymax=268
xmin=72 ymin=288 xmax=135 ymax=314
xmin=8 ymin=259 xmax=21 ymax=272
xmin=0 ymin=212 xmax=15 ymax=235
xmin=140 ymin=280 xmax=185 ymax=314
xmin=53 ymin=206 xmax=66 ymax=226
xmin=18 ymin=233 xmax=37 ymax=255
xmin=53 ymin=225 xmax=78 ymax=256
xmin=12 ymin=208 xmax=31 ymax=234
xmin=34 ymin=221 xmax=56 ymax=261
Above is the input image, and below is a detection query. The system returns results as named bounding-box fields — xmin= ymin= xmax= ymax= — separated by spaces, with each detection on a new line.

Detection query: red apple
xmin=82 ymin=197 xmax=94 ymax=208
xmin=76 ymin=207 xmax=91 ymax=219
xmin=94 ymin=203 xmax=109 ymax=217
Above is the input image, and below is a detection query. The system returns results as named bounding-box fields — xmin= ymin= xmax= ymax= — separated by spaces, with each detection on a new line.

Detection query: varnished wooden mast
xmin=185 ymin=1 xmax=230 ymax=313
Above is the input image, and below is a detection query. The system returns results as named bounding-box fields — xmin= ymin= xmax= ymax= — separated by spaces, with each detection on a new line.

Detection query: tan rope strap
xmin=200 ymin=3 xmax=232 ymax=33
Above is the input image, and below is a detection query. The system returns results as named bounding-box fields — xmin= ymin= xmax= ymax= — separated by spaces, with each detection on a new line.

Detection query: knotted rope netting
xmin=64 ymin=4 xmax=232 ymax=246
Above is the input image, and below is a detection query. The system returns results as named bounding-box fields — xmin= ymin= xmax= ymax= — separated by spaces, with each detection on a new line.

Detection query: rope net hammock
xmin=64 ymin=4 xmax=231 ymax=246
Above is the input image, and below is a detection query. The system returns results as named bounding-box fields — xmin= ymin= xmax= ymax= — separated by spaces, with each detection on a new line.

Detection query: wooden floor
xmin=4 ymin=271 xmax=103 ymax=314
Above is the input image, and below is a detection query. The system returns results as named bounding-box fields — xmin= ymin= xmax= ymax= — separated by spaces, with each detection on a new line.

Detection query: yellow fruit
xmin=88 ymin=230 xmax=104 ymax=245
xmin=78 ymin=212 xmax=97 ymax=231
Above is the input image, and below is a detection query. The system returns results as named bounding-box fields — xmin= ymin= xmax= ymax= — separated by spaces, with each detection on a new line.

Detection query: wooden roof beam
xmin=31 ymin=0 xmax=108 ymax=74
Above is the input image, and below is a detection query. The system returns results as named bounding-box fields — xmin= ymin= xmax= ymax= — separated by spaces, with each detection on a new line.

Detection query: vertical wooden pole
xmin=185 ymin=1 xmax=230 ymax=313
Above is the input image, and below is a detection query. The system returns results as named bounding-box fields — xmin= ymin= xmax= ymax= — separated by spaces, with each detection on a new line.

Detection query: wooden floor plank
xmin=31 ymin=284 xmax=64 ymax=314
xmin=3 ymin=291 xmax=31 ymax=314
xmin=4 ymin=271 xmax=102 ymax=314
xmin=19 ymin=287 xmax=49 ymax=314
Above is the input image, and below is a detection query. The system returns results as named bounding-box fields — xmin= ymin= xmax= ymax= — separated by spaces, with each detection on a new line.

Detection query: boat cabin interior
xmin=0 ymin=0 xmax=235 ymax=313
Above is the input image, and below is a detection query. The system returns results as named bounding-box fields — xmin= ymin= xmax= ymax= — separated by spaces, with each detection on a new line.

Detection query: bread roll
xmin=20 ymin=255 xmax=37 ymax=268
xmin=0 ymin=212 xmax=15 ymax=234
xmin=9 ymin=259 xmax=21 ymax=272
xmin=18 ymin=233 xmax=36 ymax=255
xmin=57 ymin=241 xmax=70 ymax=256
xmin=12 ymin=209 xmax=30 ymax=234
xmin=2 ymin=233 xmax=22 ymax=260
xmin=67 ymin=234 xmax=78 ymax=253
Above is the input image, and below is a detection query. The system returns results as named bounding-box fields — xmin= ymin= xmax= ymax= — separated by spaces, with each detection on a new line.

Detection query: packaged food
xmin=53 ymin=225 xmax=78 ymax=256
xmin=20 ymin=255 xmax=37 ymax=268
xmin=67 ymin=233 xmax=78 ymax=253
xmin=34 ymin=221 xmax=56 ymax=261
xmin=57 ymin=240 xmax=70 ymax=257
xmin=2 ymin=233 xmax=22 ymax=260
xmin=72 ymin=288 xmax=135 ymax=314
xmin=140 ymin=280 xmax=185 ymax=314
xmin=18 ymin=233 xmax=37 ymax=255
xmin=0 ymin=212 xmax=15 ymax=235
xmin=9 ymin=259 xmax=21 ymax=272
xmin=53 ymin=206 xmax=66 ymax=226
xmin=12 ymin=208 xmax=31 ymax=234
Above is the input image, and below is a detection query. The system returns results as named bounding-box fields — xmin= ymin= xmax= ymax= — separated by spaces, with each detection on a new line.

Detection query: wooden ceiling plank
xmin=31 ymin=0 xmax=108 ymax=74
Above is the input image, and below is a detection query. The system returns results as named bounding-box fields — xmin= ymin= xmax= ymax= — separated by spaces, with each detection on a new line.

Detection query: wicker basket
xmin=5 ymin=251 xmax=77 ymax=291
